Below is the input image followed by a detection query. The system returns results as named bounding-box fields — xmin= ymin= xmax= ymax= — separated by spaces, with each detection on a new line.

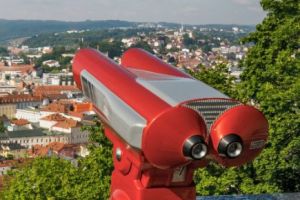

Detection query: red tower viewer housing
xmin=72 ymin=48 xmax=268 ymax=200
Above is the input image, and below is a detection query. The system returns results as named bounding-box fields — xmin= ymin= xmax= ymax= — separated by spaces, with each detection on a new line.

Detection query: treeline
xmin=0 ymin=20 xmax=138 ymax=42
xmin=23 ymin=28 xmax=156 ymax=48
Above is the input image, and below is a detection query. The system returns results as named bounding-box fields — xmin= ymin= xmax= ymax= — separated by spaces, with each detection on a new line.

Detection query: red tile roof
xmin=41 ymin=101 xmax=88 ymax=119
xmin=48 ymin=142 xmax=65 ymax=152
xmin=41 ymin=113 xmax=78 ymax=129
xmin=68 ymin=111 xmax=83 ymax=119
xmin=0 ymin=163 xmax=12 ymax=168
xmin=34 ymin=85 xmax=80 ymax=96
xmin=28 ymin=144 xmax=48 ymax=156
xmin=11 ymin=119 xmax=29 ymax=126
xmin=29 ymin=142 xmax=79 ymax=157
xmin=0 ymin=65 xmax=34 ymax=74
xmin=53 ymin=119 xmax=77 ymax=129
xmin=73 ymin=102 xmax=93 ymax=112
xmin=41 ymin=113 xmax=66 ymax=121
xmin=0 ymin=94 xmax=42 ymax=104
xmin=41 ymin=102 xmax=68 ymax=113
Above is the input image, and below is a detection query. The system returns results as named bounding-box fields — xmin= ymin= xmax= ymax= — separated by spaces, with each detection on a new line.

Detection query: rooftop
xmin=11 ymin=119 xmax=29 ymax=126
xmin=34 ymin=85 xmax=80 ymax=96
xmin=41 ymin=102 xmax=69 ymax=113
xmin=3 ymin=128 xmax=63 ymax=139
xmin=5 ymin=129 xmax=46 ymax=138
xmin=0 ymin=65 xmax=34 ymax=73
xmin=41 ymin=113 xmax=79 ymax=129
xmin=29 ymin=142 xmax=79 ymax=157
xmin=41 ymin=113 xmax=67 ymax=121
xmin=0 ymin=94 xmax=42 ymax=104
xmin=68 ymin=111 xmax=83 ymax=119
xmin=53 ymin=119 xmax=78 ymax=129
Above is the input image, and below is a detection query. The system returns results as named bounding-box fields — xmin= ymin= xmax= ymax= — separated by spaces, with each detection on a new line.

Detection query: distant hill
xmin=0 ymin=19 xmax=255 ymax=44
xmin=0 ymin=19 xmax=138 ymax=42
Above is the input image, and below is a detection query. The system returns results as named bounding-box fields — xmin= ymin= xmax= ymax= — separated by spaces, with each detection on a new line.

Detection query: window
xmin=81 ymin=76 xmax=96 ymax=104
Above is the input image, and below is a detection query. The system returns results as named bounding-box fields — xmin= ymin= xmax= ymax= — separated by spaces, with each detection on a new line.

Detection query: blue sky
xmin=0 ymin=0 xmax=266 ymax=24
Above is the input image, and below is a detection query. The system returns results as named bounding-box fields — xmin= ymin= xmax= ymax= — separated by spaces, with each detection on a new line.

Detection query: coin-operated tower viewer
xmin=73 ymin=48 xmax=268 ymax=200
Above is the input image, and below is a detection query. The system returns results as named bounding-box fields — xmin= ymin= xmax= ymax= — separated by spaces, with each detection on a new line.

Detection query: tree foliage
xmin=1 ymin=122 xmax=113 ymax=200
xmin=237 ymin=0 xmax=300 ymax=192
xmin=129 ymin=41 xmax=154 ymax=54
xmin=189 ymin=63 xmax=237 ymax=97
xmin=0 ymin=47 xmax=8 ymax=56
xmin=0 ymin=121 xmax=6 ymax=133
xmin=2 ymin=157 xmax=77 ymax=200
xmin=193 ymin=0 xmax=300 ymax=195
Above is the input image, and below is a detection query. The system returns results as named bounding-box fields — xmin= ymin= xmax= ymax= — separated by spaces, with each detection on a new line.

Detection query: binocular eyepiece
xmin=183 ymin=134 xmax=243 ymax=161
xmin=183 ymin=135 xmax=208 ymax=160
xmin=217 ymin=134 xmax=243 ymax=158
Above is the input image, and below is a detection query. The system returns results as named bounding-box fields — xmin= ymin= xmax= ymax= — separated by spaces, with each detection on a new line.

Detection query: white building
xmin=27 ymin=54 xmax=42 ymax=59
xmin=42 ymin=47 xmax=53 ymax=54
xmin=40 ymin=113 xmax=82 ymax=134
xmin=0 ymin=83 xmax=16 ymax=94
xmin=0 ymin=163 xmax=12 ymax=175
xmin=42 ymin=73 xmax=74 ymax=86
xmin=7 ymin=119 xmax=33 ymax=132
xmin=1 ymin=130 xmax=69 ymax=148
xmin=62 ymin=54 xmax=75 ymax=58
xmin=42 ymin=60 xmax=60 ymax=68
xmin=0 ymin=128 xmax=90 ymax=149
xmin=16 ymin=108 xmax=43 ymax=123
xmin=42 ymin=73 xmax=60 ymax=85
xmin=166 ymin=43 xmax=173 ymax=50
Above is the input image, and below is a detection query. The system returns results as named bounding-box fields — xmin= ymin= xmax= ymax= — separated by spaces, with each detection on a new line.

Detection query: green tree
xmin=189 ymin=63 xmax=237 ymax=97
xmin=18 ymin=53 xmax=31 ymax=64
xmin=130 ymin=41 xmax=154 ymax=54
xmin=75 ymin=143 xmax=113 ymax=199
xmin=1 ymin=157 xmax=78 ymax=200
xmin=1 ymin=122 xmax=113 ymax=200
xmin=0 ymin=121 xmax=6 ymax=133
xmin=183 ymin=33 xmax=196 ymax=47
xmin=0 ymin=47 xmax=8 ymax=56
xmin=237 ymin=0 xmax=300 ymax=192
xmin=194 ymin=0 xmax=300 ymax=195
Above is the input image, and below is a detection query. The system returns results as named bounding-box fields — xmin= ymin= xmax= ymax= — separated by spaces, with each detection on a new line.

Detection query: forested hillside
xmin=0 ymin=19 xmax=137 ymax=42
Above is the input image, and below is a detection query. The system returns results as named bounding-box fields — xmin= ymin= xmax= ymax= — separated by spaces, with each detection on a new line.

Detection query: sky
xmin=0 ymin=0 xmax=266 ymax=25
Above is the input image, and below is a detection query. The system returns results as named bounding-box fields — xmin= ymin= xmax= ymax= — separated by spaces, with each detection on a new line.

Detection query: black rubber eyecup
xmin=183 ymin=135 xmax=208 ymax=160
xmin=217 ymin=134 xmax=243 ymax=158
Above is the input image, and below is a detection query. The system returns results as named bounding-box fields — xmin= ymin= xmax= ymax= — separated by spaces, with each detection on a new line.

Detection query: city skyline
xmin=0 ymin=0 xmax=265 ymax=25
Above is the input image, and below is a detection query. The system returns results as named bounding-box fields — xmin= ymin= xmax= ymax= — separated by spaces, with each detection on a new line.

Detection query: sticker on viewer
xmin=250 ymin=140 xmax=265 ymax=150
